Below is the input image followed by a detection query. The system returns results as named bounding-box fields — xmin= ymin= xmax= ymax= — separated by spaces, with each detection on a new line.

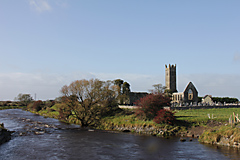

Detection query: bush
xmin=45 ymin=100 xmax=55 ymax=108
xmin=27 ymin=100 xmax=44 ymax=112
xmin=134 ymin=93 xmax=171 ymax=120
xmin=153 ymin=109 xmax=176 ymax=124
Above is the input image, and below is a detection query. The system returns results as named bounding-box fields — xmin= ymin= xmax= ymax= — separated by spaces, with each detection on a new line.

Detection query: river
xmin=0 ymin=109 xmax=240 ymax=160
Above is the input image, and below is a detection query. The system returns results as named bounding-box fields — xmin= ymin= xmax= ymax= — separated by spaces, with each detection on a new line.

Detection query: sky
xmin=0 ymin=0 xmax=240 ymax=100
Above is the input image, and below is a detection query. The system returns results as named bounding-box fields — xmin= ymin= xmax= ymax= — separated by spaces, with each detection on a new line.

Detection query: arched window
xmin=188 ymin=89 xmax=193 ymax=100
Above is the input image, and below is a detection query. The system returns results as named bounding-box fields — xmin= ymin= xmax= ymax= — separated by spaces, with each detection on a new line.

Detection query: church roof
xmin=183 ymin=82 xmax=198 ymax=94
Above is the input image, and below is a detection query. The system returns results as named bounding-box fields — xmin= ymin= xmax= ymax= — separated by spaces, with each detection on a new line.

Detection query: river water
xmin=0 ymin=109 xmax=240 ymax=160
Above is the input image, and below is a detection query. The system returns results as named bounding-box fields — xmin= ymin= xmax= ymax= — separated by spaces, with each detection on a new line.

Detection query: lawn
xmin=174 ymin=108 xmax=240 ymax=124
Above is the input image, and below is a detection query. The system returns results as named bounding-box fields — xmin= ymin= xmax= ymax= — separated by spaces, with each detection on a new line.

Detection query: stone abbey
xmin=165 ymin=64 xmax=198 ymax=106
xmin=119 ymin=64 xmax=199 ymax=106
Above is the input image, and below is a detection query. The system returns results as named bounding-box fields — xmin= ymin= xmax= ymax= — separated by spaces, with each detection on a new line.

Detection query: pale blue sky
xmin=0 ymin=0 xmax=240 ymax=100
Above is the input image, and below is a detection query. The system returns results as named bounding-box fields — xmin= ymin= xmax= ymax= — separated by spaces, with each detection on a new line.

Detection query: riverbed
xmin=0 ymin=109 xmax=240 ymax=160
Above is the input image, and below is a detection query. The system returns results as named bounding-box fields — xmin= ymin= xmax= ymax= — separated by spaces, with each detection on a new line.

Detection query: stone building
xmin=165 ymin=64 xmax=177 ymax=93
xmin=118 ymin=92 xmax=148 ymax=105
xmin=165 ymin=64 xmax=199 ymax=106
xmin=202 ymin=95 xmax=213 ymax=105
xmin=172 ymin=82 xmax=198 ymax=105
xmin=129 ymin=92 xmax=148 ymax=105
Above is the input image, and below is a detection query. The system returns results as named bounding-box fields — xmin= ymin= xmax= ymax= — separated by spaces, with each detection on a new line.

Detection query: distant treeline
xmin=198 ymin=97 xmax=239 ymax=104
xmin=0 ymin=100 xmax=55 ymax=107
xmin=0 ymin=101 xmax=23 ymax=107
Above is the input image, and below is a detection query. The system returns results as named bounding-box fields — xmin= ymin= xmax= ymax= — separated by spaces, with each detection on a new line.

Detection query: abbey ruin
xmin=165 ymin=64 xmax=199 ymax=106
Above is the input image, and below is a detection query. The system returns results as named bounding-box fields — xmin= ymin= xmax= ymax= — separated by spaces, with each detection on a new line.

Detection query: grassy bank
xmin=199 ymin=125 xmax=240 ymax=148
xmin=97 ymin=112 xmax=185 ymax=137
xmin=0 ymin=106 xmax=27 ymax=110
xmin=98 ymin=108 xmax=240 ymax=136
xmin=33 ymin=107 xmax=186 ymax=137
xmin=175 ymin=108 xmax=240 ymax=147
xmin=29 ymin=105 xmax=240 ymax=140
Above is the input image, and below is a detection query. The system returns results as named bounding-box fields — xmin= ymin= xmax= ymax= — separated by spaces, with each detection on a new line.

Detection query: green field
xmin=33 ymin=105 xmax=240 ymax=127
xmin=175 ymin=108 xmax=240 ymax=124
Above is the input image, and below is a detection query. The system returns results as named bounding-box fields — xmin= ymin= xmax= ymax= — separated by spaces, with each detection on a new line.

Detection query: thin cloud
xmin=0 ymin=72 xmax=239 ymax=101
xmin=29 ymin=0 xmax=51 ymax=12
xmin=55 ymin=1 xmax=69 ymax=8
xmin=0 ymin=72 xmax=95 ymax=100
xmin=178 ymin=74 xmax=240 ymax=99
xmin=233 ymin=52 xmax=240 ymax=62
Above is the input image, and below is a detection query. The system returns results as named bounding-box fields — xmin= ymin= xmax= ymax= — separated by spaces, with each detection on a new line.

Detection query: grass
xmin=174 ymin=108 xmax=240 ymax=124
xmin=36 ymin=105 xmax=60 ymax=119
xmin=101 ymin=114 xmax=161 ymax=128
xmin=0 ymin=106 xmax=27 ymax=110
xmin=175 ymin=108 xmax=240 ymax=145
xmin=199 ymin=125 xmax=240 ymax=144
xmin=31 ymin=106 xmax=240 ymax=130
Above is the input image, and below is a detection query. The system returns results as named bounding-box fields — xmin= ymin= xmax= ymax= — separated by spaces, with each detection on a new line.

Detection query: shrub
xmin=135 ymin=93 xmax=171 ymax=120
xmin=45 ymin=100 xmax=55 ymax=108
xmin=27 ymin=100 xmax=44 ymax=112
xmin=153 ymin=109 xmax=176 ymax=124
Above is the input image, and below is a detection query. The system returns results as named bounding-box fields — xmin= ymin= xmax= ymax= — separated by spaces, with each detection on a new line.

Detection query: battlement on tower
xmin=165 ymin=64 xmax=177 ymax=93
xmin=165 ymin=64 xmax=176 ymax=69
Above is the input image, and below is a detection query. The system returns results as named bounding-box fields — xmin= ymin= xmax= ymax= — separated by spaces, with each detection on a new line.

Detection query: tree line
xmin=198 ymin=96 xmax=239 ymax=104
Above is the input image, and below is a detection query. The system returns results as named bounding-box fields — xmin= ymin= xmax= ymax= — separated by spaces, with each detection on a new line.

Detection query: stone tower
xmin=165 ymin=64 xmax=177 ymax=93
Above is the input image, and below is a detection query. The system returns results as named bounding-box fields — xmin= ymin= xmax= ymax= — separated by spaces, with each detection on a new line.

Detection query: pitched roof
xmin=203 ymin=95 xmax=212 ymax=99
xmin=183 ymin=82 xmax=198 ymax=94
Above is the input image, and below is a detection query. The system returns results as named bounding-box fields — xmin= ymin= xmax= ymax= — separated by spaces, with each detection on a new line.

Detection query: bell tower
xmin=165 ymin=64 xmax=177 ymax=93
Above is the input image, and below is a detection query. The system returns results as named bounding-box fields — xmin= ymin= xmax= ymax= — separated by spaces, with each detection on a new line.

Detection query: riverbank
xmin=24 ymin=106 xmax=240 ymax=148
xmin=35 ymin=108 xmax=188 ymax=137
xmin=0 ymin=124 xmax=11 ymax=145
xmin=198 ymin=124 xmax=240 ymax=148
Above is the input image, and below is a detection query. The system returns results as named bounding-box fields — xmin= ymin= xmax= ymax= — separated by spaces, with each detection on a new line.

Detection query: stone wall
xmin=128 ymin=92 xmax=148 ymax=105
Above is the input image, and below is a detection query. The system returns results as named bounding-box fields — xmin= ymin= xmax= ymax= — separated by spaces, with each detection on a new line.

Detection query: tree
xmin=134 ymin=93 xmax=171 ymax=120
xmin=59 ymin=78 xmax=118 ymax=127
xmin=149 ymin=84 xmax=166 ymax=94
xmin=15 ymin=93 xmax=33 ymax=106
xmin=122 ymin=82 xmax=130 ymax=95
xmin=153 ymin=109 xmax=176 ymax=125
xmin=113 ymin=79 xmax=131 ymax=104
xmin=114 ymin=79 xmax=124 ymax=94
xmin=211 ymin=97 xmax=239 ymax=104
xmin=164 ymin=89 xmax=174 ymax=97
xmin=27 ymin=100 xmax=44 ymax=112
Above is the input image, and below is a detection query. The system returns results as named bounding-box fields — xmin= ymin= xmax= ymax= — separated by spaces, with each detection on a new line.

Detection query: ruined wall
xmin=129 ymin=92 xmax=148 ymax=105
